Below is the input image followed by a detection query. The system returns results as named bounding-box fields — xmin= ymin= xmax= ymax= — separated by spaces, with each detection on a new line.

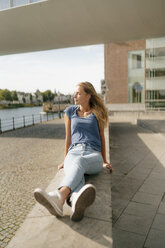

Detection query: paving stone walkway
xmin=0 ymin=119 xmax=65 ymax=248
xmin=110 ymin=116 xmax=165 ymax=248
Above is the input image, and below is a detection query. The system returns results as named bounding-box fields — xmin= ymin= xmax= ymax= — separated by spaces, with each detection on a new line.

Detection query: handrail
xmin=0 ymin=112 xmax=63 ymax=133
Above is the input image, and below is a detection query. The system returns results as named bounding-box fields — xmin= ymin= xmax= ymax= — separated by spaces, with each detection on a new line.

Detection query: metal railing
xmin=0 ymin=112 xmax=63 ymax=133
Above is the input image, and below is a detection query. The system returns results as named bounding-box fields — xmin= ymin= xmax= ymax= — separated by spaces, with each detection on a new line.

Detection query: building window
xmin=132 ymin=82 xmax=143 ymax=103
xmin=128 ymin=50 xmax=145 ymax=103
xmin=132 ymin=54 xmax=142 ymax=68
xmin=146 ymin=69 xmax=165 ymax=78
xmin=146 ymin=90 xmax=165 ymax=108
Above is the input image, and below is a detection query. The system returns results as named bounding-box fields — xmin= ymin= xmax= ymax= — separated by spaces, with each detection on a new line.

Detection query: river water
xmin=0 ymin=106 xmax=42 ymax=120
xmin=0 ymin=106 xmax=59 ymax=132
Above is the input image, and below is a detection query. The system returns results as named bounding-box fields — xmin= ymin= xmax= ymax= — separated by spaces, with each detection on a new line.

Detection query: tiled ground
xmin=110 ymin=117 xmax=165 ymax=248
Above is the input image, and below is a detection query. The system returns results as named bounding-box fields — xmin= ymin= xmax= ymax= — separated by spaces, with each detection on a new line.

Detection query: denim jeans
xmin=59 ymin=143 xmax=103 ymax=193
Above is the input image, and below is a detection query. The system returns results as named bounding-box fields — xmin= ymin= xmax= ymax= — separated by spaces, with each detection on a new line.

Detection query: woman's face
xmin=74 ymin=85 xmax=90 ymax=106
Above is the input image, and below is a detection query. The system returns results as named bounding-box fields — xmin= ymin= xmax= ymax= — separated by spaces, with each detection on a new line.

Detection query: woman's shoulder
xmin=64 ymin=105 xmax=78 ymax=119
xmin=65 ymin=104 xmax=78 ymax=112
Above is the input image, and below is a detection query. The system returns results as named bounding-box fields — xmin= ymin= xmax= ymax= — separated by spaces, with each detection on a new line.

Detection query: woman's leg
xmin=59 ymin=186 xmax=71 ymax=204
xmin=59 ymin=155 xmax=86 ymax=193
xmin=59 ymin=147 xmax=103 ymax=203
xmin=34 ymin=146 xmax=103 ymax=219
xmin=58 ymin=148 xmax=87 ymax=204
xmin=83 ymin=150 xmax=103 ymax=175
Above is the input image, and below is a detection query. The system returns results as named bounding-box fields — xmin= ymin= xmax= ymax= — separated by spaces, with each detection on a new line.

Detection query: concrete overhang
xmin=0 ymin=0 xmax=165 ymax=55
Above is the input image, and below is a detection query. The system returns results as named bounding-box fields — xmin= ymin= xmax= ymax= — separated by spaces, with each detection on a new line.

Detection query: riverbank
xmin=0 ymin=103 xmax=42 ymax=110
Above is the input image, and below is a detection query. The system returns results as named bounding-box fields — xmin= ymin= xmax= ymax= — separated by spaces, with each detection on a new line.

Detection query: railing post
xmin=58 ymin=102 xmax=61 ymax=119
xmin=12 ymin=117 xmax=15 ymax=130
xmin=0 ymin=119 xmax=2 ymax=133
xmin=23 ymin=116 xmax=25 ymax=127
xmin=40 ymin=114 xmax=42 ymax=123
xmin=57 ymin=92 xmax=61 ymax=119
xmin=32 ymin=114 xmax=34 ymax=125
xmin=47 ymin=113 xmax=48 ymax=121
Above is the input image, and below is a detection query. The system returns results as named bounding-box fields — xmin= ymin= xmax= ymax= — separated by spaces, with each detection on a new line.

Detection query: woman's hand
xmin=58 ymin=162 xmax=64 ymax=170
xmin=103 ymin=162 xmax=113 ymax=174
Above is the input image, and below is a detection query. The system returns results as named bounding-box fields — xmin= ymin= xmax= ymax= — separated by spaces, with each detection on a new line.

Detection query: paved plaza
xmin=110 ymin=115 xmax=165 ymax=248
xmin=0 ymin=119 xmax=65 ymax=248
xmin=1 ymin=114 xmax=165 ymax=248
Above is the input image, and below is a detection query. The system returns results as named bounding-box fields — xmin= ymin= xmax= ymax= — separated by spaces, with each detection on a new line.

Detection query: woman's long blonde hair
xmin=78 ymin=82 xmax=108 ymax=128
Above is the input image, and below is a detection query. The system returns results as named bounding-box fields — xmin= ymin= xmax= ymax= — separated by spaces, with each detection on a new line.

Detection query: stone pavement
xmin=0 ymin=119 xmax=65 ymax=248
xmin=3 ymin=112 xmax=165 ymax=248
xmin=110 ymin=115 xmax=165 ymax=248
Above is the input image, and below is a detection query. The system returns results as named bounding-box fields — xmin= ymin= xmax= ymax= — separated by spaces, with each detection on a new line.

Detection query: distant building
xmin=34 ymin=90 xmax=43 ymax=103
xmin=24 ymin=93 xmax=31 ymax=104
xmin=17 ymin=92 xmax=25 ymax=104
xmin=105 ymin=37 xmax=165 ymax=110
xmin=17 ymin=92 xmax=31 ymax=104
xmin=54 ymin=94 xmax=74 ymax=104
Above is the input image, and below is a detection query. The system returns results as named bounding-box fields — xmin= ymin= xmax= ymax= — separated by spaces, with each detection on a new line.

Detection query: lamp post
xmin=57 ymin=92 xmax=61 ymax=119
xmin=101 ymin=79 xmax=108 ymax=104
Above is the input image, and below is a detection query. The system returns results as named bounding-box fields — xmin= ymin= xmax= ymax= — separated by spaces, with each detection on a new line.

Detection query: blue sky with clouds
xmin=0 ymin=44 xmax=104 ymax=95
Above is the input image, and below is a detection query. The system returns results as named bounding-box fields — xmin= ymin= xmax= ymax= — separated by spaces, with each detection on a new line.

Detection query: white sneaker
xmin=70 ymin=184 xmax=96 ymax=221
xmin=34 ymin=188 xmax=63 ymax=217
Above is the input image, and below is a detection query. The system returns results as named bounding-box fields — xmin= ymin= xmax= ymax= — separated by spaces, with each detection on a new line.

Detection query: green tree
xmin=1 ymin=89 xmax=12 ymax=101
xmin=0 ymin=89 xmax=3 ymax=101
xmin=42 ymin=90 xmax=54 ymax=102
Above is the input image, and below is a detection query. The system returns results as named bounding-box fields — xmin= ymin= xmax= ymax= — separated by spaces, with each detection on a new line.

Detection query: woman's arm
xmin=64 ymin=114 xmax=71 ymax=157
xmin=58 ymin=114 xmax=71 ymax=170
xmin=99 ymin=125 xmax=113 ymax=173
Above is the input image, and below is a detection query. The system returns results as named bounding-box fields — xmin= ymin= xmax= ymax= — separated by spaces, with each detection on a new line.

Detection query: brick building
xmin=105 ymin=37 xmax=165 ymax=110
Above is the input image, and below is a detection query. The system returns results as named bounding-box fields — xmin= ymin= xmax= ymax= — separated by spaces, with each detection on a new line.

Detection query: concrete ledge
xmin=6 ymin=126 xmax=112 ymax=248
xmin=106 ymin=103 xmax=145 ymax=112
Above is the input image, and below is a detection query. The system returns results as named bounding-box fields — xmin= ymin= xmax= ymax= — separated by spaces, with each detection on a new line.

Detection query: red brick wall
xmin=105 ymin=40 xmax=146 ymax=103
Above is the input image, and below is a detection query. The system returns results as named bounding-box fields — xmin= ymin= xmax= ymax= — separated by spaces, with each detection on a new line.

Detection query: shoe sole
xmin=34 ymin=190 xmax=62 ymax=217
xmin=71 ymin=185 xmax=96 ymax=222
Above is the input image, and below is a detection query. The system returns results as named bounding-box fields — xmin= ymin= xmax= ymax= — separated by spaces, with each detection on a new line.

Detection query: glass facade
xmin=128 ymin=50 xmax=145 ymax=103
xmin=128 ymin=37 xmax=165 ymax=109
xmin=146 ymin=37 xmax=165 ymax=109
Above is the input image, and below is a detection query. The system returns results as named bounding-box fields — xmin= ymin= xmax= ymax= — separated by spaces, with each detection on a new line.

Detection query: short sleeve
xmin=64 ymin=106 xmax=74 ymax=119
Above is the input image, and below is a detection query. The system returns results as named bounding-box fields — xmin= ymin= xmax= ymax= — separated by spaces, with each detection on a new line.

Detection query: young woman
xmin=34 ymin=82 xmax=113 ymax=221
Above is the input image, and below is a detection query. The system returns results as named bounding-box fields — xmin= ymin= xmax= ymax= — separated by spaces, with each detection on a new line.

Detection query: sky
xmin=0 ymin=44 xmax=104 ymax=95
